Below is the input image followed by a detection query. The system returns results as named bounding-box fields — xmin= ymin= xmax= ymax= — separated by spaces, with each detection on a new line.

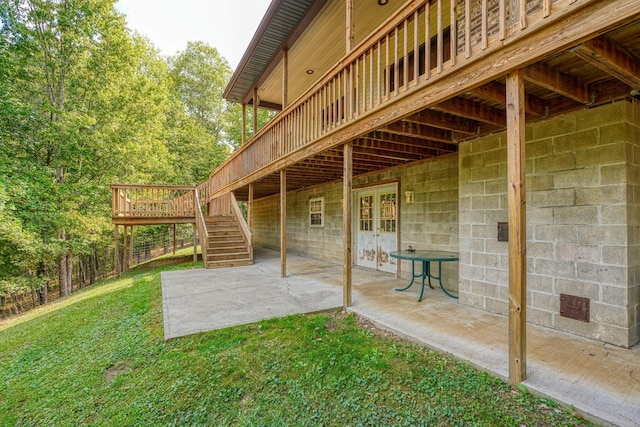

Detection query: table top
xmin=390 ymin=250 xmax=459 ymax=262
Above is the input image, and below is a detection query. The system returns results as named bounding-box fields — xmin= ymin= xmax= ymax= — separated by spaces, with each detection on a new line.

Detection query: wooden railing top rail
xmin=111 ymin=184 xmax=196 ymax=191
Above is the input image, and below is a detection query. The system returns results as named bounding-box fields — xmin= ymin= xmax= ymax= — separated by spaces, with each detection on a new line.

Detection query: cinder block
xmin=555 ymin=243 xmax=600 ymax=263
xmin=533 ymin=188 xmax=575 ymax=208
xmin=527 ymin=307 xmax=554 ymax=327
xmin=553 ymin=205 xmax=598 ymax=225
xmin=601 ymin=205 xmax=628 ymax=225
xmin=576 ymin=225 xmax=627 ymax=245
xmin=601 ymin=164 xmax=626 ymax=185
xmin=576 ymin=262 xmax=627 ymax=285
xmin=535 ymin=259 xmax=576 ymax=279
xmin=484 ymin=297 xmax=508 ymax=315
xmin=590 ymin=302 xmax=630 ymax=328
xmin=553 ymin=167 xmax=599 ymax=189
xmin=602 ymin=285 xmax=629 ymax=306
xmin=534 ymin=114 xmax=576 ymax=139
xmin=471 ymin=164 xmax=501 ymax=181
xmin=528 ymin=174 xmax=554 ymax=191
xmin=526 ymin=138 xmax=553 ymax=158
xmin=533 ymin=152 xmax=576 ymax=173
xmin=534 ymin=224 xmax=576 ymax=243
xmin=527 ymin=274 xmax=553 ymax=293
xmin=553 ymin=129 xmax=599 ymax=153
xmin=600 ymin=123 xmax=631 ymax=145
xmin=602 ymin=245 xmax=628 ymax=265
xmin=575 ymin=143 xmax=626 ymax=167
xmin=555 ymin=279 xmax=599 ymax=300
xmin=576 ymin=101 xmax=627 ymax=130
xmin=528 ymin=241 xmax=554 ymax=259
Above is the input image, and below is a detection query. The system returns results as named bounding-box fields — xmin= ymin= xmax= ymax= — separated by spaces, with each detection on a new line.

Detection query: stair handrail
xmin=194 ymin=189 xmax=209 ymax=262
xmin=230 ymin=192 xmax=253 ymax=261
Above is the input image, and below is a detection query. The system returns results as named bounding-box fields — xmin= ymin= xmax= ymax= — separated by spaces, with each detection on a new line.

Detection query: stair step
xmin=207 ymin=252 xmax=251 ymax=261
xmin=206 ymin=259 xmax=253 ymax=268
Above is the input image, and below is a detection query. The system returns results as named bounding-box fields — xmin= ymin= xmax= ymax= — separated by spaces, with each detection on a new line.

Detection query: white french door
xmin=355 ymin=184 xmax=398 ymax=273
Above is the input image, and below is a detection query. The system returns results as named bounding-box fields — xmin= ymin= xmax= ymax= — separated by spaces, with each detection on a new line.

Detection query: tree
xmin=167 ymin=42 xmax=232 ymax=183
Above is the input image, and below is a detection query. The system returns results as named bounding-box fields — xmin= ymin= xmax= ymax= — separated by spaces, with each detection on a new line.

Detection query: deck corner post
xmin=343 ymin=141 xmax=353 ymax=308
xmin=506 ymin=69 xmax=527 ymax=385
xmin=280 ymin=170 xmax=287 ymax=278
xmin=114 ymin=225 xmax=120 ymax=278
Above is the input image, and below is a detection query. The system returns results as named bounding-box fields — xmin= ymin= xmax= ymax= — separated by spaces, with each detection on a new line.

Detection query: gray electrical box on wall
xmin=497 ymin=222 xmax=508 ymax=242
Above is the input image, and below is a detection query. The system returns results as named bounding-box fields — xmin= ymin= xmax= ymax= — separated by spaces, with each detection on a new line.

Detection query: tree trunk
xmin=66 ymin=251 xmax=72 ymax=293
xmin=37 ymin=261 xmax=48 ymax=305
xmin=59 ymin=253 xmax=69 ymax=297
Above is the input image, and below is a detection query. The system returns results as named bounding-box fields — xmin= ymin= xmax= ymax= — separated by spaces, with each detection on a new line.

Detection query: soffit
xmin=223 ymin=0 xmax=316 ymax=103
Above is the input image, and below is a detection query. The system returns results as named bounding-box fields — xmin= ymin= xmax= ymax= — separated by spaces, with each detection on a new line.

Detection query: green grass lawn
xmin=0 ymin=263 xmax=593 ymax=426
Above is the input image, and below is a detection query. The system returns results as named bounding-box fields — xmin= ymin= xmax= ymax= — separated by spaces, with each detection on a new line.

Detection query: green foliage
xmin=0 ymin=0 xmax=238 ymax=291
xmin=0 ymin=264 xmax=593 ymax=426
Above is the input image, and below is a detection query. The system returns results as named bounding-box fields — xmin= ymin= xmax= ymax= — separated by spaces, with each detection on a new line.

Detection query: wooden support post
xmin=282 ymin=48 xmax=289 ymax=108
xmin=193 ymin=223 xmax=197 ymax=263
xmin=122 ymin=225 xmax=128 ymax=273
xmin=253 ymin=87 xmax=259 ymax=135
xmin=506 ymin=70 xmax=527 ymax=385
xmin=343 ymin=141 xmax=353 ymax=308
xmin=280 ymin=170 xmax=287 ymax=278
xmin=248 ymin=183 xmax=254 ymax=230
xmin=114 ymin=225 xmax=120 ymax=277
xmin=129 ymin=226 xmax=134 ymax=269
xmin=172 ymin=224 xmax=177 ymax=256
xmin=346 ymin=0 xmax=354 ymax=53
xmin=242 ymin=104 xmax=247 ymax=144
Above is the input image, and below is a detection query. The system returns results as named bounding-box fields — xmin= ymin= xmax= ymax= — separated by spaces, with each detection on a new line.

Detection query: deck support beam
xmin=506 ymin=70 xmax=527 ymax=385
xmin=280 ymin=170 xmax=287 ymax=277
xmin=346 ymin=0 xmax=354 ymax=53
xmin=114 ymin=225 xmax=120 ymax=277
xmin=129 ymin=226 xmax=134 ymax=270
xmin=282 ymin=48 xmax=288 ymax=108
xmin=172 ymin=224 xmax=177 ymax=256
xmin=242 ymin=104 xmax=247 ymax=144
xmin=343 ymin=141 xmax=353 ymax=308
xmin=253 ymin=87 xmax=259 ymax=135
xmin=123 ymin=225 xmax=129 ymax=273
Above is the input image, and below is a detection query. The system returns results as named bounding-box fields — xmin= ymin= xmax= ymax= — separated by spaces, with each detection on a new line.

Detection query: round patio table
xmin=390 ymin=250 xmax=459 ymax=301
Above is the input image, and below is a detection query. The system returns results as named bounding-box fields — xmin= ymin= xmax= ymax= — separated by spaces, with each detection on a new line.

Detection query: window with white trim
xmin=309 ymin=197 xmax=324 ymax=227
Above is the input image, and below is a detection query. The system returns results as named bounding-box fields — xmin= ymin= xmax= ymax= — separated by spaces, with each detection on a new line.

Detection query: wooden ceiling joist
xmin=367 ymin=131 xmax=458 ymax=153
xmin=524 ymin=62 xmax=593 ymax=104
xmin=382 ymin=121 xmax=461 ymax=143
xmin=471 ymin=81 xmax=548 ymax=117
xmin=571 ymin=36 xmax=640 ymax=90
xmin=356 ymin=137 xmax=442 ymax=157
xmin=402 ymin=110 xmax=479 ymax=135
xmin=432 ymin=98 xmax=507 ymax=127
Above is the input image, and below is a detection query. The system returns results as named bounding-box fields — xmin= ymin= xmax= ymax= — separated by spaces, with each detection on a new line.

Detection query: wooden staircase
xmin=204 ymin=215 xmax=253 ymax=268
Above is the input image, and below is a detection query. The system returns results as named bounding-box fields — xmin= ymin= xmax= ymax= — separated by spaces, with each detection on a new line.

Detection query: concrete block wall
xmin=459 ymin=100 xmax=640 ymax=347
xmin=251 ymin=155 xmax=459 ymax=288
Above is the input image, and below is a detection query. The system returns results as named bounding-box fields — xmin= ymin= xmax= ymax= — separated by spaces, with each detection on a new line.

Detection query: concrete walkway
xmin=161 ymin=247 xmax=640 ymax=427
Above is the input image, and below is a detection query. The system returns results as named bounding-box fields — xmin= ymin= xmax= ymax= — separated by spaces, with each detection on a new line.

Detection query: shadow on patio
xmin=161 ymin=247 xmax=640 ymax=427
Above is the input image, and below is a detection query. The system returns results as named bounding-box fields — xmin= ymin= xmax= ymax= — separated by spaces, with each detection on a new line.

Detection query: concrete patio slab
xmin=161 ymin=247 xmax=640 ymax=427
xmin=161 ymin=249 xmax=342 ymax=339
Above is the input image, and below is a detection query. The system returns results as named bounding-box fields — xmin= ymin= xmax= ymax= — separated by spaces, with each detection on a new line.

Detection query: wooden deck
xmin=198 ymin=0 xmax=640 ymax=203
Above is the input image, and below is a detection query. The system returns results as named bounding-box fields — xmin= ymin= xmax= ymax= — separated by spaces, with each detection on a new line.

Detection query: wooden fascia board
xmin=209 ymin=0 xmax=640 ymax=200
xmin=572 ymin=35 xmax=640 ymax=90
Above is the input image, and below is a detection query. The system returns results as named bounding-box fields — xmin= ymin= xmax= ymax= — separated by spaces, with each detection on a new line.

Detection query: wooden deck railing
xmin=111 ymin=184 xmax=196 ymax=219
xmin=197 ymin=0 xmax=580 ymax=205
xmin=231 ymin=192 xmax=253 ymax=261
xmin=194 ymin=189 xmax=209 ymax=261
